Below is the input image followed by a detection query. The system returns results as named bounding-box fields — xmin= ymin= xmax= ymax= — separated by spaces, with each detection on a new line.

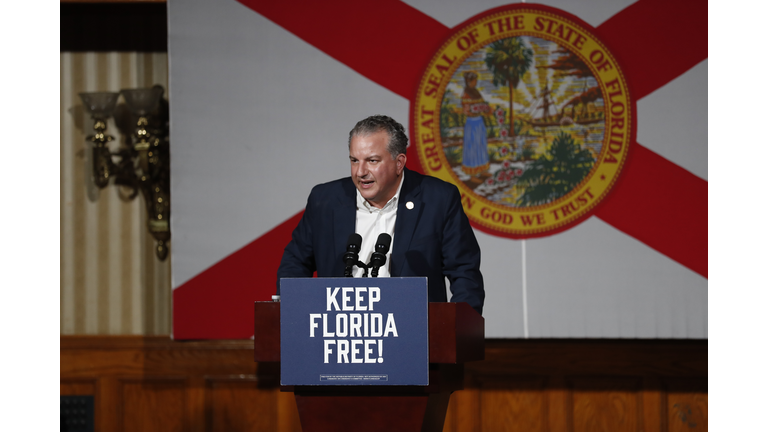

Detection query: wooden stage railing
xmin=61 ymin=336 xmax=706 ymax=431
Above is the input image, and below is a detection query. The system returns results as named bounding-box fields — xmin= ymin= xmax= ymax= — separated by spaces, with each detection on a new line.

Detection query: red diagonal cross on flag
xmin=173 ymin=0 xmax=707 ymax=339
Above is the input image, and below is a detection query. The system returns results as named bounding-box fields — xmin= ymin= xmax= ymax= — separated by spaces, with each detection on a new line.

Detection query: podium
xmin=254 ymin=301 xmax=484 ymax=432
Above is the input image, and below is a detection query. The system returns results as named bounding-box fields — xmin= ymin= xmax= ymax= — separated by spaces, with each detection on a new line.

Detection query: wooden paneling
xmin=61 ymin=336 xmax=707 ymax=431
xmin=61 ymin=379 xmax=97 ymax=396
xmin=120 ymin=378 xmax=186 ymax=432
xmin=277 ymin=389 xmax=304 ymax=432
xmin=479 ymin=376 xmax=548 ymax=432
xmin=665 ymin=379 xmax=708 ymax=432
xmin=61 ymin=336 xmax=286 ymax=432
xmin=667 ymin=393 xmax=707 ymax=432
xmin=445 ymin=387 xmax=481 ymax=432
xmin=206 ymin=377 xmax=278 ymax=432
xmin=569 ymin=377 xmax=642 ymax=432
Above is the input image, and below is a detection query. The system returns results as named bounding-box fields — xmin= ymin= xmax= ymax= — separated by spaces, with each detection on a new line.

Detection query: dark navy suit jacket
xmin=276 ymin=168 xmax=485 ymax=314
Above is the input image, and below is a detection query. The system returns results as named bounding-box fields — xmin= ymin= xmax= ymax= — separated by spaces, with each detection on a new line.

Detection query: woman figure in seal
xmin=461 ymin=71 xmax=490 ymax=176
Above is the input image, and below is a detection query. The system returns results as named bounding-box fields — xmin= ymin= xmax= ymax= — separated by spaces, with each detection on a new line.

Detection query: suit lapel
xmin=333 ymin=178 xmax=358 ymax=266
xmin=392 ymin=169 xmax=423 ymax=275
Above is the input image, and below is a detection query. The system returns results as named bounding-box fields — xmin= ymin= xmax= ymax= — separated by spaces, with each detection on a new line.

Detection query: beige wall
xmin=60 ymin=52 xmax=171 ymax=335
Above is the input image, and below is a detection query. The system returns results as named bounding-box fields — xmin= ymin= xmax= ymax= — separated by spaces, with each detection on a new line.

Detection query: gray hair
xmin=348 ymin=115 xmax=408 ymax=160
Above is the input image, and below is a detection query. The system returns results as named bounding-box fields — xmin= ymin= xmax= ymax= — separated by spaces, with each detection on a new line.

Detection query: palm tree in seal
xmin=484 ymin=37 xmax=533 ymax=137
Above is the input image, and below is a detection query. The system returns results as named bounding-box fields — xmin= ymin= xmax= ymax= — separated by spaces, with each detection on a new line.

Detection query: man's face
xmin=349 ymin=130 xmax=406 ymax=209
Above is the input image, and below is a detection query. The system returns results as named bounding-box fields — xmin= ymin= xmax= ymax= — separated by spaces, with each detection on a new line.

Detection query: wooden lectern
xmin=254 ymin=301 xmax=484 ymax=432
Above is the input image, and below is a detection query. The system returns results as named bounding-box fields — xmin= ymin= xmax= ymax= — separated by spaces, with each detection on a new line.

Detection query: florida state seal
xmin=411 ymin=4 xmax=634 ymax=238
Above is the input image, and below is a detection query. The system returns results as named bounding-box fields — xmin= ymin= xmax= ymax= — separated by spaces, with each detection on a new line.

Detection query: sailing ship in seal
xmin=522 ymin=82 xmax=604 ymax=128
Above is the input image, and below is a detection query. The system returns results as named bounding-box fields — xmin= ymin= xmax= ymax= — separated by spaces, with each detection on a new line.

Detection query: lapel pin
xmin=406 ymin=201 xmax=414 ymax=210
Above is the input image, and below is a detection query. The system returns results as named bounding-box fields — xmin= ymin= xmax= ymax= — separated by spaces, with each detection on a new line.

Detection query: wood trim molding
xmin=61 ymin=336 xmax=706 ymax=431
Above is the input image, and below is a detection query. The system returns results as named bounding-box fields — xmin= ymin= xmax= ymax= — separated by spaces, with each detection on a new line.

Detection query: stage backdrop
xmin=168 ymin=0 xmax=707 ymax=340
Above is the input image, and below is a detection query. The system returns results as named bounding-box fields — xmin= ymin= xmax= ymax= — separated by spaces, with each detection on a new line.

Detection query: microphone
xmin=369 ymin=233 xmax=391 ymax=278
xmin=343 ymin=233 xmax=362 ymax=277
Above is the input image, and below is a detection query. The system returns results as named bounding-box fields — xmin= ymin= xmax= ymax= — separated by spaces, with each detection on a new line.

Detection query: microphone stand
xmin=357 ymin=261 xmax=369 ymax=277
xmin=344 ymin=260 xmax=371 ymax=277
xmin=368 ymin=233 xmax=391 ymax=278
xmin=343 ymin=233 xmax=363 ymax=277
xmin=368 ymin=251 xmax=387 ymax=277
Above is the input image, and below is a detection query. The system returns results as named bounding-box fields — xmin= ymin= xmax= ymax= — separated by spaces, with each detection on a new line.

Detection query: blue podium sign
xmin=280 ymin=277 xmax=429 ymax=386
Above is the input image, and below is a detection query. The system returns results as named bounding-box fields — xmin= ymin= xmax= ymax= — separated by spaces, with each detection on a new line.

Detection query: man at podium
xmin=277 ymin=115 xmax=485 ymax=314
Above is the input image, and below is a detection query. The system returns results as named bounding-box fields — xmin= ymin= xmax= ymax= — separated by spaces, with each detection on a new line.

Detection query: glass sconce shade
xmin=79 ymin=92 xmax=120 ymax=120
xmin=120 ymin=87 xmax=164 ymax=116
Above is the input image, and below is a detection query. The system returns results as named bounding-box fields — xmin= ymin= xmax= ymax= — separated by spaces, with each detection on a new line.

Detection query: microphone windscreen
xmin=348 ymin=233 xmax=362 ymax=251
xmin=374 ymin=233 xmax=392 ymax=254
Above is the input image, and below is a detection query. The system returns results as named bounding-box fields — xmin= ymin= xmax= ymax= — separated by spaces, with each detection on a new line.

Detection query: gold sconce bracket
xmin=79 ymin=86 xmax=170 ymax=261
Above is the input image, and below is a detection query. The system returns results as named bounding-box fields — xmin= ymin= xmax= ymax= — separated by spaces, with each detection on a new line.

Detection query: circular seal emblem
xmin=411 ymin=4 xmax=634 ymax=238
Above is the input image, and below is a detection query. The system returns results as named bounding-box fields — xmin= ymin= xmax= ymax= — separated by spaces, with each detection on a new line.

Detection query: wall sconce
xmin=79 ymin=86 xmax=170 ymax=260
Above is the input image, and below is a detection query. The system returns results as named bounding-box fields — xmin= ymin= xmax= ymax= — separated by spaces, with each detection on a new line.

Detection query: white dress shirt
xmin=353 ymin=175 xmax=404 ymax=278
